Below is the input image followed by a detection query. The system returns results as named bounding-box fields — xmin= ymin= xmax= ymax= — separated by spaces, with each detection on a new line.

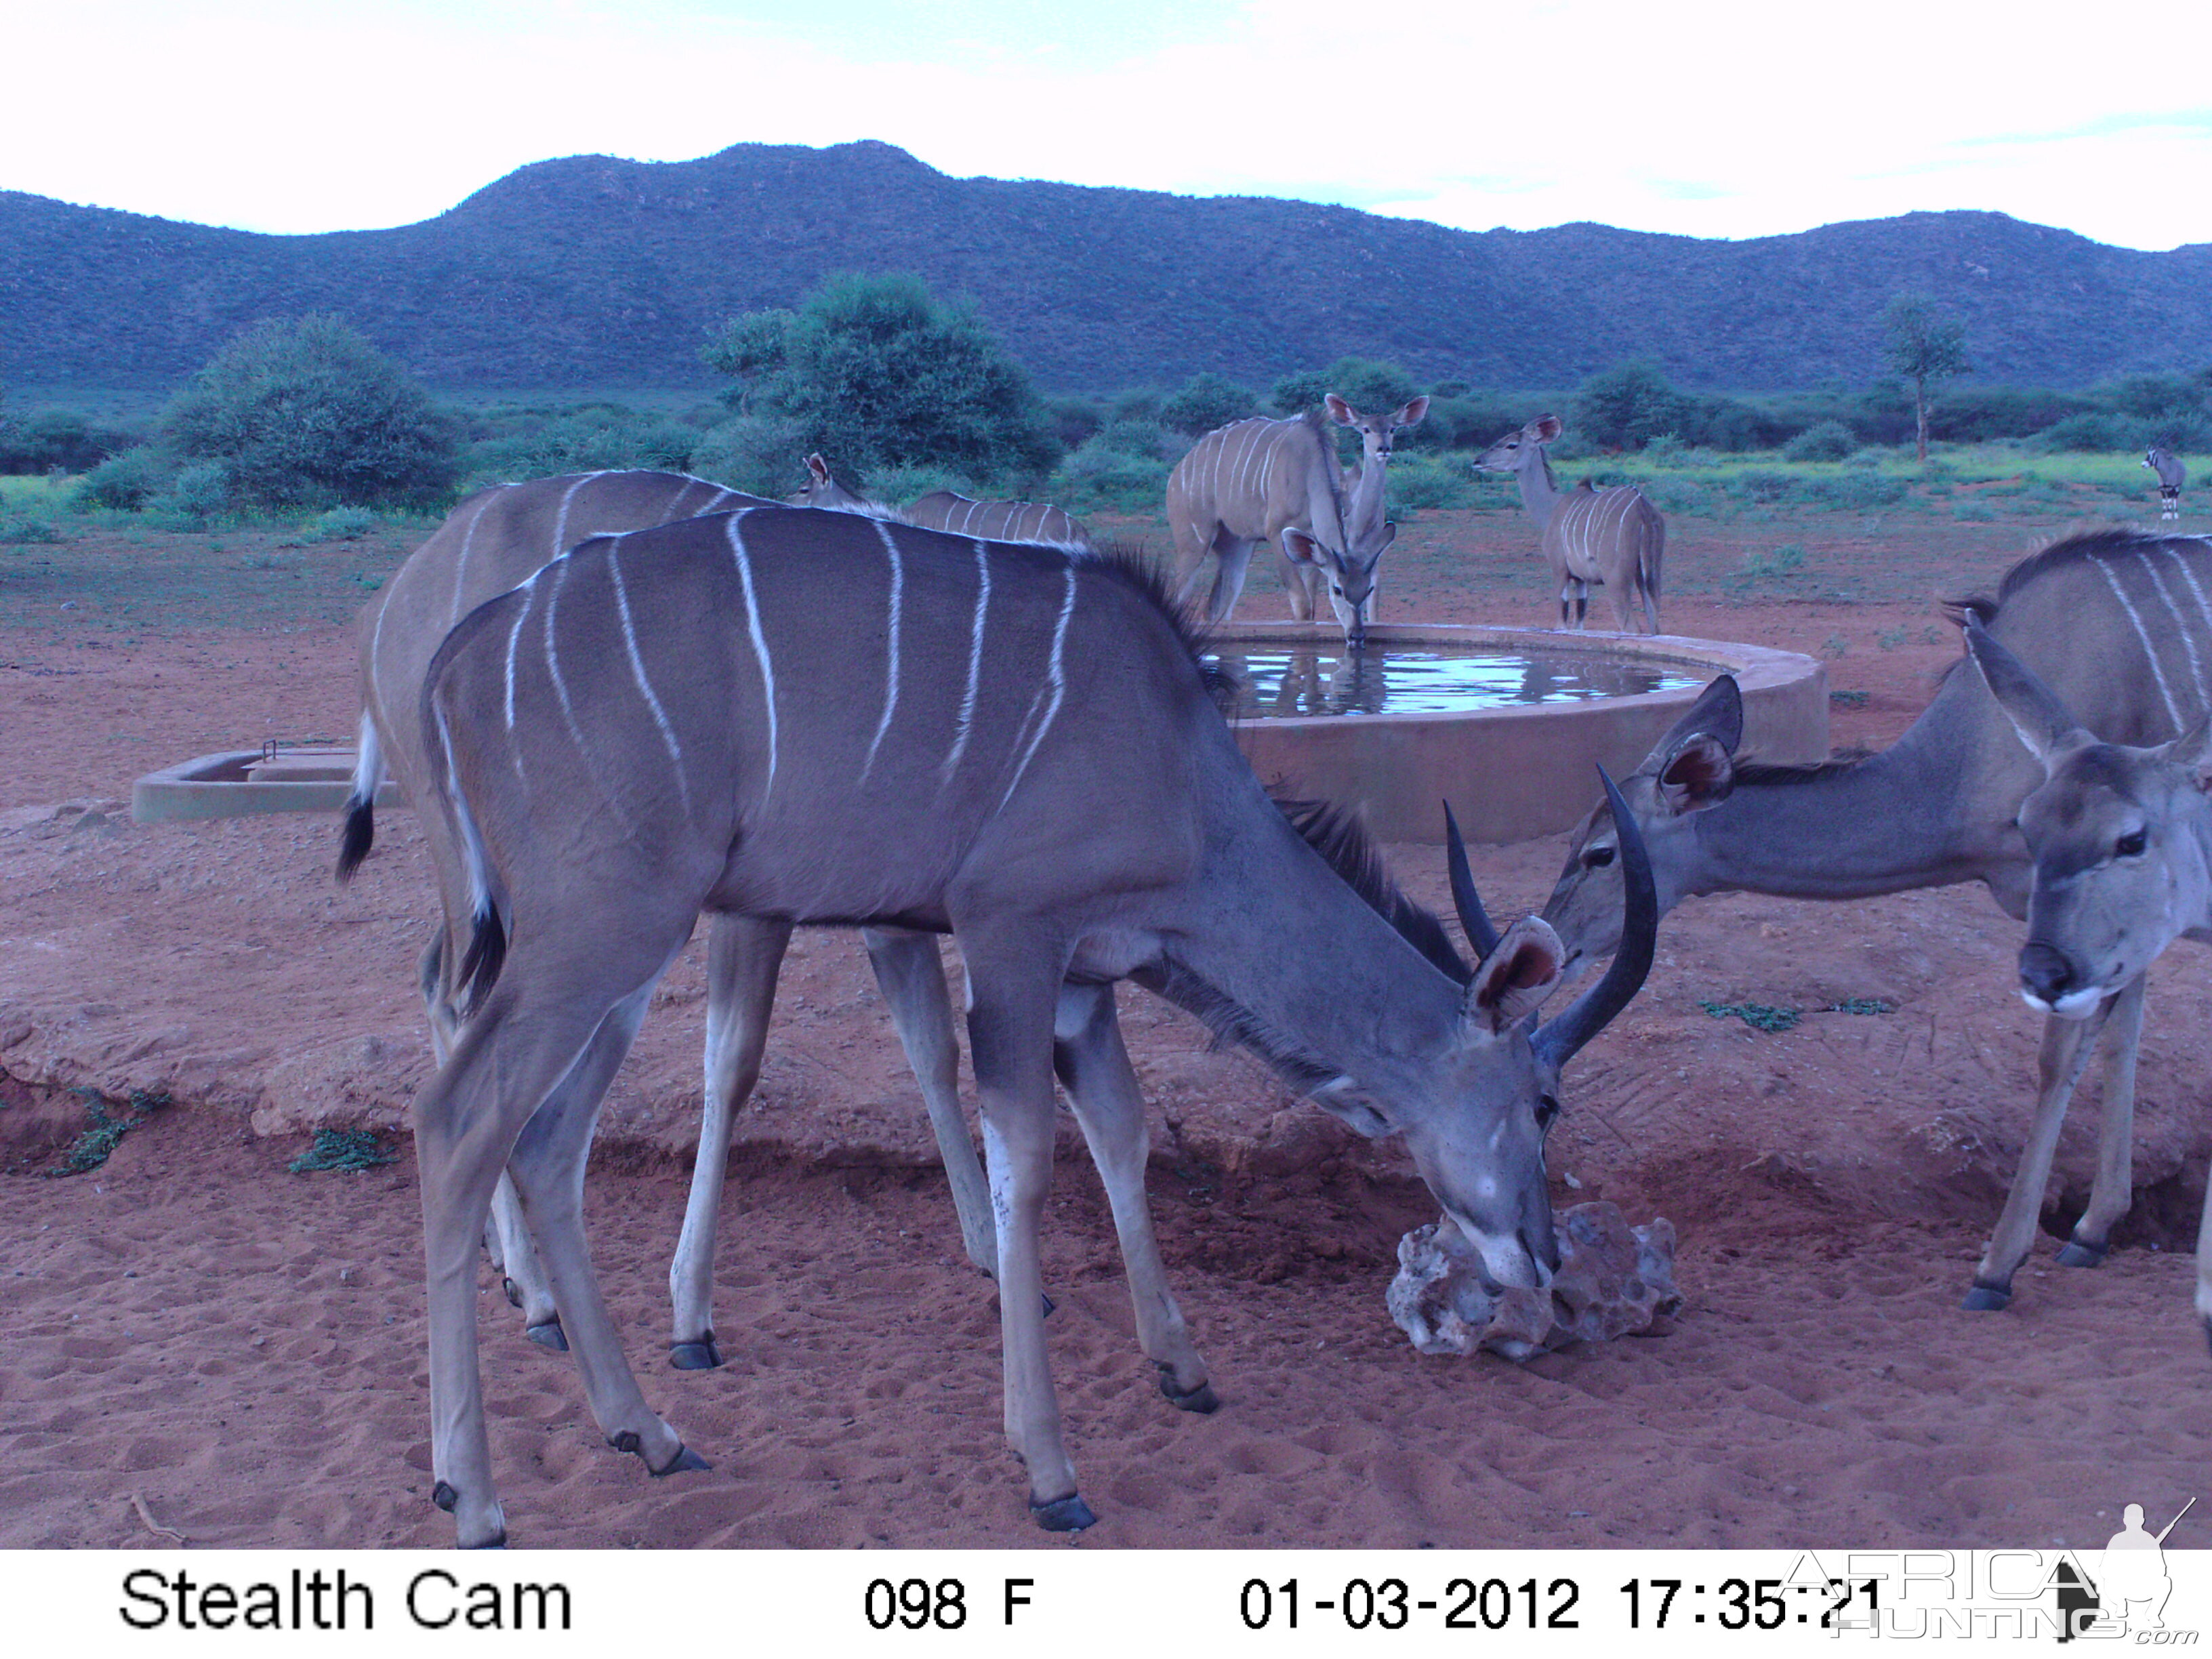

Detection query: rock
xmin=1387 ymin=1202 xmax=1681 ymax=1359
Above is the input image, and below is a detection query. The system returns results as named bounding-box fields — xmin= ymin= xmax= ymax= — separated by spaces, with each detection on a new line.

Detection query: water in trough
xmin=1212 ymin=643 xmax=1702 ymax=718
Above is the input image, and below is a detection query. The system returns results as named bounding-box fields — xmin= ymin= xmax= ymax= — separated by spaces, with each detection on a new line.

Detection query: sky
xmin=7 ymin=0 xmax=2210 ymax=250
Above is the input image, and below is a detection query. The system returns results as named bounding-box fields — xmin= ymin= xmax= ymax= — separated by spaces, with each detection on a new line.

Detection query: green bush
xmin=1089 ymin=419 xmax=1173 ymax=461
xmin=72 ymin=445 xmax=169 ymax=510
xmin=162 ymin=314 xmax=457 ymax=508
xmin=688 ymin=413 xmax=811 ymax=499
xmin=1158 ymin=372 xmax=1258 ymax=435
xmin=1570 ymin=360 xmax=1689 ymax=451
xmin=1803 ymin=472 xmax=1907 ymax=509
xmin=2032 ymin=411 xmax=2138 ymax=453
xmin=1784 ymin=420 xmax=1857 ymax=462
xmin=0 ymin=514 xmax=62 ymax=543
xmin=1383 ymin=455 xmax=1474 ymax=510
xmin=0 ymin=408 xmax=134 ymax=474
xmin=462 ymin=405 xmax=698 ymax=487
xmin=1952 ymin=499 xmax=1997 ymax=521
xmin=871 ymin=463 xmax=980 ymax=503
xmin=308 ymin=505 xmax=380 ymax=541
xmin=1047 ymin=436 xmax=1171 ymax=514
xmin=147 ymin=462 xmax=233 ymax=528
xmin=1640 ymin=476 xmax=1718 ymax=516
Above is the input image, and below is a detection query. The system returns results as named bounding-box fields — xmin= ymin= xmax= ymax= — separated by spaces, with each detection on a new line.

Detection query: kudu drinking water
xmin=1542 ymin=527 xmax=2212 ymax=1316
xmin=1955 ymin=614 xmax=2212 ymax=1345
xmin=346 ymin=469 xmax=1006 ymax=1367
xmin=1474 ymin=415 xmax=1664 ymax=632
xmin=1166 ymin=394 xmax=1427 ymax=645
xmin=789 ymin=452 xmax=1091 ymax=546
xmin=405 ymin=503 xmax=1657 ymax=1544
xmin=2146 ymin=447 xmax=2187 ymax=521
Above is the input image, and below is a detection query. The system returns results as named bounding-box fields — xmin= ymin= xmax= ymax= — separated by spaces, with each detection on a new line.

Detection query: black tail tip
xmin=455 ymin=905 xmax=508 ymax=1018
xmin=335 ymin=798 xmax=375 ymax=882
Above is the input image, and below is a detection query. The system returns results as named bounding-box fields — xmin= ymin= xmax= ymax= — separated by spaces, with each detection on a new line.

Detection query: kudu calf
xmin=789 ymin=452 xmax=1091 ymax=546
xmin=345 ymin=469 xmax=1002 ymax=1369
xmin=1474 ymin=415 xmax=1664 ymax=632
xmin=407 ymin=505 xmax=1656 ymax=1544
xmin=2146 ymin=447 xmax=2187 ymax=521
xmin=1167 ymin=394 xmax=1427 ymax=646
xmin=1959 ymin=617 xmax=2212 ymax=1346
xmin=1542 ymin=528 xmax=2212 ymax=1318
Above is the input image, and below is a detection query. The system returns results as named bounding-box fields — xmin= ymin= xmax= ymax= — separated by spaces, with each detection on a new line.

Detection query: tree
xmin=1158 ymin=371 xmax=1256 ymax=435
xmin=1883 ymin=293 xmax=1969 ymax=463
xmin=161 ymin=314 xmax=457 ymax=508
xmin=1570 ymin=360 xmax=1689 ymax=451
xmin=699 ymin=273 xmax=1057 ymax=486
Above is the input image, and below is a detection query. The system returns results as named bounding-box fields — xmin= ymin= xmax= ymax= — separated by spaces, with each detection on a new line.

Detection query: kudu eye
xmin=2116 ymin=828 xmax=2148 ymax=858
xmin=1584 ymin=844 xmax=1617 ymax=869
xmin=1536 ymin=1093 xmax=1561 ymax=1132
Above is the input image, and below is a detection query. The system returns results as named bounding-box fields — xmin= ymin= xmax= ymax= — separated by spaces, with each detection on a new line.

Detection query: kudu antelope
xmin=1540 ymin=527 xmax=2212 ymax=1316
xmin=1957 ymin=615 xmax=2212 ymax=1345
xmin=1474 ymin=415 xmax=1664 ymax=632
xmin=344 ymin=469 xmax=1001 ymax=1368
xmin=2146 ymin=447 xmax=2187 ymax=521
xmin=406 ymin=504 xmax=1657 ymax=1544
xmin=1166 ymin=394 xmax=1427 ymax=646
xmin=789 ymin=453 xmax=1091 ymax=546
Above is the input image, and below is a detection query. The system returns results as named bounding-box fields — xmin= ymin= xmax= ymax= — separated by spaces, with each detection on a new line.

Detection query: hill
xmin=3 ymin=140 xmax=2209 ymax=394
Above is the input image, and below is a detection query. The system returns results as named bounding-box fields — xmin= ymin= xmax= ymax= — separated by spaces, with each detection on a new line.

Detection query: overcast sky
xmin=9 ymin=0 xmax=2209 ymax=249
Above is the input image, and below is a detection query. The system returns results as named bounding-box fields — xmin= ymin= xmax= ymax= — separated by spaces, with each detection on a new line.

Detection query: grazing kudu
xmin=407 ymin=504 xmax=1658 ymax=1544
xmin=1166 ymin=394 xmax=1427 ymax=645
xmin=1473 ymin=415 xmax=1664 ymax=632
xmin=788 ymin=453 xmax=1090 ymax=546
xmin=2146 ymin=447 xmax=2187 ymax=521
xmin=1541 ymin=527 xmax=2212 ymax=1316
xmin=1958 ymin=615 xmax=2212 ymax=1345
xmin=344 ymin=469 xmax=1000 ymax=1368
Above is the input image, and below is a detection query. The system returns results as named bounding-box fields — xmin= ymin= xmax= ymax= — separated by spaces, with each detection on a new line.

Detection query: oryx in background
xmin=1475 ymin=415 xmax=1664 ymax=633
xmin=1959 ymin=613 xmax=2212 ymax=1348
xmin=345 ymin=469 xmax=1000 ymax=1370
xmin=1540 ymin=527 xmax=2212 ymax=1319
xmin=2146 ymin=447 xmax=2187 ymax=521
xmin=1166 ymin=394 xmax=1427 ymax=647
xmin=789 ymin=453 xmax=1090 ymax=547
xmin=405 ymin=503 xmax=1656 ymax=1544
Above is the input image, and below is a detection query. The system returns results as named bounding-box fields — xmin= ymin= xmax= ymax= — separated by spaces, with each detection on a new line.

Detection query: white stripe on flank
xmin=863 ymin=519 xmax=905 ymax=779
xmin=2160 ymin=546 xmax=2212 ymax=704
xmin=944 ymin=541 xmax=992 ymax=781
xmin=550 ymin=472 xmax=607 ymax=561
xmin=723 ymin=513 xmax=779 ymax=802
xmin=450 ymin=488 xmax=499 ymax=625
xmin=1002 ymin=562 xmax=1079 ymax=808
xmin=2095 ymin=557 xmax=2184 ymax=729
xmin=607 ymin=542 xmax=692 ymax=809
xmin=2137 ymin=550 xmax=2209 ymax=710
xmin=542 ymin=556 xmax=588 ymax=760
xmin=503 ymin=572 xmax=539 ymax=731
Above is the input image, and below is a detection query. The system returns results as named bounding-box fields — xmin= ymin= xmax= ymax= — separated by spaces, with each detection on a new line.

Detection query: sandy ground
xmin=1 ymin=505 xmax=2206 ymax=1551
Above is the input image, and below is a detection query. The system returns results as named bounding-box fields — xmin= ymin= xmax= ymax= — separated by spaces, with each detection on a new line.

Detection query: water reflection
xmin=1211 ymin=645 xmax=1698 ymax=718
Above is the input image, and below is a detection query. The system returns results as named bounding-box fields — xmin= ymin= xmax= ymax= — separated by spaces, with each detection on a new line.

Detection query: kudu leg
xmin=961 ymin=935 xmax=1092 ymax=1530
xmin=505 ymin=983 xmax=705 ymax=1483
xmin=667 ymin=914 xmax=793 ymax=1370
xmin=2194 ymin=1174 xmax=2212 ymax=1353
xmin=863 ymin=926 xmax=998 ymax=1275
xmin=1051 ymin=982 xmax=1215 ymax=1410
xmin=2058 ymin=972 xmax=2148 ymax=1267
xmin=1965 ymin=999 xmax=2114 ymax=1310
xmin=1206 ymin=532 xmax=1256 ymax=623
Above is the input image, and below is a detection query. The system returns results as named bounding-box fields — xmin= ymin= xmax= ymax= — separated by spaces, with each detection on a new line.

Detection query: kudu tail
xmin=1641 ymin=497 xmax=1665 ymax=610
xmin=419 ymin=674 xmax=509 ymax=1020
xmin=335 ymin=710 xmax=381 ymax=882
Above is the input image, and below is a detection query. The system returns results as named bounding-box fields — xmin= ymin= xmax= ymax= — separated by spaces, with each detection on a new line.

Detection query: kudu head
xmin=1472 ymin=413 xmax=1565 ymax=478
xmin=1541 ymin=675 xmax=1742 ymax=977
xmin=787 ymin=453 xmax=872 ymax=512
xmin=1961 ymin=615 xmax=2212 ymax=1018
xmin=1386 ymin=773 xmax=1658 ymax=1289
xmin=1281 ymin=519 xmax=1396 ymax=647
xmin=1325 ymin=392 xmax=1431 ymax=467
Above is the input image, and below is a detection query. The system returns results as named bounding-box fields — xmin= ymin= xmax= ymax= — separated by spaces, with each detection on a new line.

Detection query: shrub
xmin=1042 ymin=394 xmax=1103 ymax=451
xmin=308 ymin=505 xmax=380 ymax=541
xmin=1952 ymin=500 xmax=1997 ymax=521
xmin=1803 ymin=472 xmax=1907 ymax=509
xmin=1640 ymin=477 xmax=1717 ymax=516
xmin=1784 ymin=421 xmax=1857 ymax=462
xmin=0 ymin=408 xmax=134 ymax=474
xmin=1929 ymin=386 xmax=2095 ymax=442
xmin=1158 ymin=372 xmax=1258 ymax=435
xmin=72 ymin=445 xmax=169 ymax=510
xmin=1728 ymin=469 xmax=1795 ymax=504
xmin=147 ymin=462 xmax=233 ymax=528
xmin=688 ymin=413 xmax=811 ymax=499
xmin=1047 ymin=436 xmax=1171 ymax=514
xmin=869 ymin=463 xmax=980 ymax=504
xmin=1089 ymin=419 xmax=1173 ymax=461
xmin=162 ymin=315 xmax=457 ymax=508
xmin=461 ymin=405 xmax=698 ymax=487
xmin=1570 ymin=360 xmax=1689 ymax=451
xmin=1383 ymin=455 xmax=1474 ymax=510
xmin=0 ymin=514 xmax=62 ymax=543
xmin=2031 ymin=412 xmax=2138 ymax=453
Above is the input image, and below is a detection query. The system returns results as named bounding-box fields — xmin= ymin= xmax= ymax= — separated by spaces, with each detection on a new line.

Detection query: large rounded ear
xmin=1392 ymin=396 xmax=1430 ymax=428
xmin=2152 ymin=716 xmax=2212 ymax=792
xmin=805 ymin=453 xmax=831 ymax=487
xmin=1324 ymin=393 xmax=1356 ymax=427
xmin=1654 ymin=734 xmax=1734 ymax=815
xmin=1465 ymin=916 xmax=1566 ymax=1034
xmin=1281 ymin=525 xmax=1324 ymax=568
xmin=1532 ymin=414 xmax=1564 ymax=443
xmin=1638 ymin=675 xmax=1743 ymax=774
xmin=1960 ymin=613 xmax=2087 ymax=766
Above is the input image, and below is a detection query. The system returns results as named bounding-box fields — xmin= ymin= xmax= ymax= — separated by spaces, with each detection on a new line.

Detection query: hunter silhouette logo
xmin=2056 ymin=1497 xmax=2196 ymax=1641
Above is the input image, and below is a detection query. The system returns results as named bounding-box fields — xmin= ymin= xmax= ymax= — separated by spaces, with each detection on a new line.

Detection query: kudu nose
xmin=2018 ymin=941 xmax=2077 ymax=1006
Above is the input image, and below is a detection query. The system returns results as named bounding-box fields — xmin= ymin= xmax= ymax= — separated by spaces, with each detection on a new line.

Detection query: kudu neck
xmin=1515 ymin=449 xmax=1565 ymax=529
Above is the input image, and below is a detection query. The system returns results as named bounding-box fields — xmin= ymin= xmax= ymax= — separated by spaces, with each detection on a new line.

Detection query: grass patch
xmin=1700 ymin=1000 xmax=1801 ymax=1033
xmin=1824 ymin=997 xmax=1894 ymax=1016
xmin=47 ymin=1086 xmax=171 ymax=1176
xmin=1829 ymin=689 xmax=1870 ymax=707
xmin=288 ymin=1128 xmax=399 ymax=1173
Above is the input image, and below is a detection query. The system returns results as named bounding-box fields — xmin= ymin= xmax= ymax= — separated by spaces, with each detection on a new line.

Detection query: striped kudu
xmin=1475 ymin=415 xmax=1664 ymax=632
xmin=344 ymin=469 xmax=999 ymax=1370
xmin=405 ymin=504 xmax=1656 ymax=1544
xmin=1541 ymin=528 xmax=2212 ymax=1319
xmin=2146 ymin=447 xmax=2187 ymax=521
xmin=789 ymin=452 xmax=1091 ymax=546
xmin=1166 ymin=394 xmax=1427 ymax=646
xmin=1956 ymin=615 xmax=2212 ymax=1345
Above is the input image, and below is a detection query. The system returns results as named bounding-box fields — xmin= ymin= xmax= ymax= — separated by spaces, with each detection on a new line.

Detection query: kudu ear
xmin=1393 ymin=396 xmax=1430 ymax=428
xmin=2154 ymin=716 xmax=2212 ymax=791
xmin=804 ymin=453 xmax=831 ymax=487
xmin=1638 ymin=674 xmax=1743 ymax=779
xmin=1531 ymin=414 xmax=1564 ymax=444
xmin=1654 ymin=735 xmax=1734 ymax=815
xmin=1281 ymin=526 xmax=1326 ymax=569
xmin=1324 ymin=393 xmax=1357 ymax=427
xmin=1959 ymin=614 xmax=2085 ymax=766
xmin=1465 ymin=916 xmax=1567 ymax=1035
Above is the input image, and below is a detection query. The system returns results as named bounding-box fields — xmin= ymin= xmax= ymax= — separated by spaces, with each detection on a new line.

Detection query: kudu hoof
xmin=652 ymin=1444 xmax=712 ymax=1479
xmin=1961 ymin=1282 xmax=2012 ymax=1313
xmin=432 ymin=1480 xmax=459 ymax=1513
xmin=501 ymin=1276 xmax=524 ymax=1310
xmin=1158 ymin=1369 xmax=1222 ymax=1414
xmin=2055 ymin=1240 xmax=2108 ymax=1269
xmin=525 ymin=1317 xmax=569 ymax=1352
xmin=1029 ymin=1493 xmax=1097 ymax=1532
xmin=670 ymin=1334 xmax=724 ymax=1370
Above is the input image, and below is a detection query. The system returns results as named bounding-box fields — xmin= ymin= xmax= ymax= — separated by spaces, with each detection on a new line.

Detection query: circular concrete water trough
xmin=1213 ymin=622 xmax=1828 ymax=844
